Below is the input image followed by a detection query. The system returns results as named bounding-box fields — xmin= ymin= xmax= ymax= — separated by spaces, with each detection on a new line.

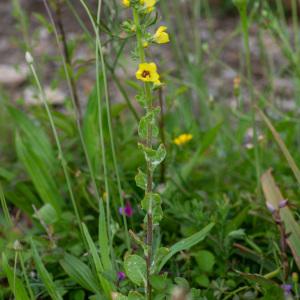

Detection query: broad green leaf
xmin=1 ymin=253 xmax=30 ymax=300
xmin=124 ymin=255 xmax=146 ymax=286
xmin=135 ymin=169 xmax=147 ymax=190
xmin=33 ymin=203 xmax=58 ymax=225
xmin=60 ymin=253 xmax=99 ymax=292
xmin=15 ymin=132 xmax=62 ymax=213
xmin=195 ymin=250 xmax=215 ymax=272
xmin=158 ymin=223 xmax=214 ymax=272
xmin=195 ymin=274 xmax=210 ymax=288
xmin=31 ymin=241 xmax=63 ymax=300
xmin=261 ymin=170 xmax=300 ymax=270
xmin=8 ymin=106 xmax=56 ymax=172
xmin=150 ymin=274 xmax=169 ymax=291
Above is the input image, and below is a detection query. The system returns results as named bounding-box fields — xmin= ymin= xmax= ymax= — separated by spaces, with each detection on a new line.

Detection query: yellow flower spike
xmin=136 ymin=62 xmax=160 ymax=84
xmin=174 ymin=134 xmax=193 ymax=146
xmin=154 ymin=26 xmax=170 ymax=44
xmin=122 ymin=0 xmax=130 ymax=7
xmin=140 ymin=0 xmax=156 ymax=13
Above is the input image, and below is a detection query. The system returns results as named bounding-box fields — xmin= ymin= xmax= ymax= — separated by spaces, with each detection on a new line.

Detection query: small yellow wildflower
xmin=154 ymin=26 xmax=170 ymax=44
xmin=122 ymin=0 xmax=130 ymax=7
xmin=136 ymin=62 xmax=160 ymax=84
xmin=174 ymin=134 xmax=193 ymax=146
xmin=140 ymin=0 xmax=156 ymax=13
xmin=143 ymin=41 xmax=149 ymax=48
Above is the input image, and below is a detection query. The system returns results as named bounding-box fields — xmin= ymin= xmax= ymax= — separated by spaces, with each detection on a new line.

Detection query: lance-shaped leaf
xmin=157 ymin=223 xmax=214 ymax=272
xmin=261 ymin=170 xmax=300 ymax=270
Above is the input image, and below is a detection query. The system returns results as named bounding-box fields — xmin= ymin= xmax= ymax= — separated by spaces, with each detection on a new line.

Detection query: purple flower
xmin=266 ymin=202 xmax=276 ymax=214
xmin=281 ymin=284 xmax=292 ymax=295
xmin=117 ymin=271 xmax=126 ymax=281
xmin=279 ymin=199 xmax=288 ymax=209
xmin=119 ymin=201 xmax=133 ymax=217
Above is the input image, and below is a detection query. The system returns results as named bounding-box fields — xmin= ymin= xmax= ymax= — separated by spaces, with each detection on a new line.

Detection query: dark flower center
xmin=142 ymin=70 xmax=151 ymax=78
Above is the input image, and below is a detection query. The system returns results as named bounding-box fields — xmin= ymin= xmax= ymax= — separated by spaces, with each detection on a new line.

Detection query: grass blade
xmin=158 ymin=222 xmax=214 ymax=272
xmin=258 ymin=108 xmax=300 ymax=185
xmin=1 ymin=253 xmax=30 ymax=300
xmin=31 ymin=240 xmax=63 ymax=300
xmin=261 ymin=169 xmax=300 ymax=270
xmin=82 ymin=223 xmax=114 ymax=298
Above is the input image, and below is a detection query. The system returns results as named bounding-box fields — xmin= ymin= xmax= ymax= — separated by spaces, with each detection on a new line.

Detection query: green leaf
xmin=15 ymin=132 xmax=62 ymax=213
xmin=128 ymin=291 xmax=144 ymax=300
xmin=1 ymin=253 xmax=30 ymax=300
xmin=150 ymin=274 xmax=169 ymax=291
xmin=33 ymin=204 xmax=58 ymax=225
xmin=124 ymin=255 xmax=146 ymax=286
xmin=261 ymin=170 xmax=300 ymax=270
xmin=195 ymin=274 xmax=210 ymax=288
xmin=82 ymin=223 xmax=114 ymax=297
xmin=236 ymin=271 xmax=284 ymax=300
xmin=258 ymin=108 xmax=300 ymax=186
xmin=138 ymin=108 xmax=160 ymax=139
xmin=195 ymin=250 xmax=215 ymax=272
xmin=135 ymin=169 xmax=147 ymax=190
xmin=31 ymin=241 xmax=63 ymax=300
xmin=82 ymin=79 xmax=104 ymax=176
xmin=139 ymin=143 xmax=166 ymax=172
xmin=141 ymin=193 xmax=163 ymax=224
xmin=60 ymin=253 xmax=99 ymax=292
xmin=158 ymin=223 xmax=214 ymax=272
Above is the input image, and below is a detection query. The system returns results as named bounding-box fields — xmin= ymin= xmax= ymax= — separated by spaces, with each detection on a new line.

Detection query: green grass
xmin=1 ymin=0 xmax=300 ymax=299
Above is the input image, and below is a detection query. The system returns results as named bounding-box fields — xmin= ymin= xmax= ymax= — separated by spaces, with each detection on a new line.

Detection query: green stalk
xmin=291 ymin=0 xmax=299 ymax=55
xmin=133 ymin=8 xmax=153 ymax=300
xmin=96 ymin=0 xmax=131 ymax=250
xmin=19 ymin=252 xmax=35 ymax=300
xmin=26 ymin=53 xmax=83 ymax=237
xmin=0 ymin=183 xmax=12 ymax=227
xmin=78 ymin=0 xmax=130 ymax=250
xmin=238 ymin=2 xmax=261 ymax=196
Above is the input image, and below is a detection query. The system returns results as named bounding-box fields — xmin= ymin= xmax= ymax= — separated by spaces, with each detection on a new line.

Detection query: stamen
xmin=142 ymin=70 xmax=150 ymax=78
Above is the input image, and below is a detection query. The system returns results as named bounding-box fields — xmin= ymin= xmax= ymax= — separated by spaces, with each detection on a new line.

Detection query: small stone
xmin=0 ymin=64 xmax=29 ymax=87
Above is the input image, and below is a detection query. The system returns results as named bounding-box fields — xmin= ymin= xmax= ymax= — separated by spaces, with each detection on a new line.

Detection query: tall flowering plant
xmin=117 ymin=0 xmax=169 ymax=299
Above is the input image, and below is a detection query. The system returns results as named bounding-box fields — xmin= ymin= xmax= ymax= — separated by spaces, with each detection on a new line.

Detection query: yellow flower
xmin=140 ymin=0 xmax=156 ymax=13
xmin=122 ymin=0 xmax=130 ymax=7
xmin=143 ymin=41 xmax=149 ymax=48
xmin=136 ymin=62 xmax=160 ymax=84
xmin=174 ymin=134 xmax=193 ymax=146
xmin=154 ymin=26 xmax=170 ymax=44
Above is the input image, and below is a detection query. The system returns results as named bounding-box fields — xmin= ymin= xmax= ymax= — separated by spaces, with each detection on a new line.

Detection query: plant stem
xmin=133 ymin=8 xmax=153 ymax=300
xmin=158 ymin=88 xmax=166 ymax=182
xmin=0 ymin=182 xmax=12 ymax=227
xmin=27 ymin=58 xmax=83 ymax=238
xmin=78 ymin=0 xmax=130 ymax=251
xmin=239 ymin=4 xmax=261 ymax=196
xmin=54 ymin=0 xmax=82 ymax=121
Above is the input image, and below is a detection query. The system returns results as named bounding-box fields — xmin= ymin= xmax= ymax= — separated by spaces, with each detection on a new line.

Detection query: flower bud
xmin=25 ymin=51 xmax=34 ymax=64
xmin=266 ymin=202 xmax=276 ymax=214
xmin=232 ymin=0 xmax=248 ymax=10
xmin=292 ymin=272 xmax=299 ymax=283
